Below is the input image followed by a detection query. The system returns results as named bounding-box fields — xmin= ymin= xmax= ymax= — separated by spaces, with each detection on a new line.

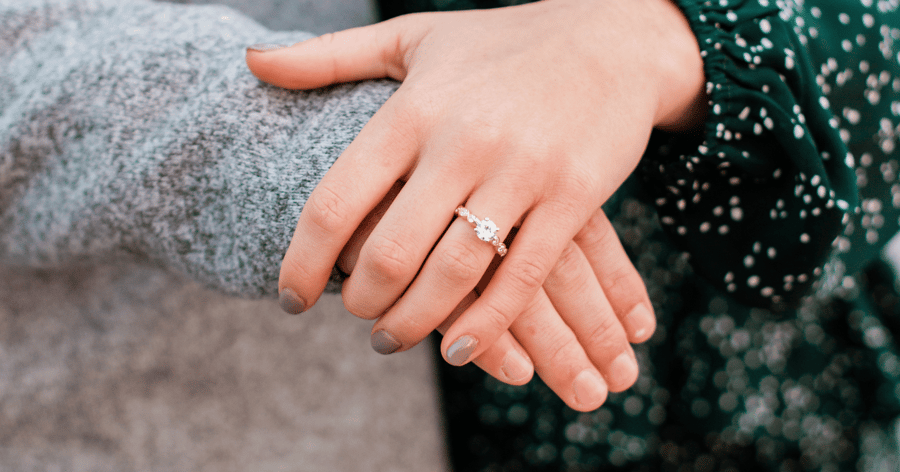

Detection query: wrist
xmin=647 ymin=0 xmax=707 ymax=132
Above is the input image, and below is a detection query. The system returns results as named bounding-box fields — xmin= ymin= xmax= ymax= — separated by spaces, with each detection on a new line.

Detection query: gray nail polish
xmin=279 ymin=288 xmax=305 ymax=315
xmin=247 ymin=43 xmax=288 ymax=52
xmin=446 ymin=335 xmax=478 ymax=366
xmin=371 ymin=330 xmax=401 ymax=355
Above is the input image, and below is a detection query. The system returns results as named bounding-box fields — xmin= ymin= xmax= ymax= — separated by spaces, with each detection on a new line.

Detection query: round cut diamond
xmin=475 ymin=218 xmax=499 ymax=242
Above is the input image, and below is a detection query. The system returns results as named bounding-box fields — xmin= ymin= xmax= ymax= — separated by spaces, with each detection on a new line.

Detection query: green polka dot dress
xmin=376 ymin=0 xmax=900 ymax=469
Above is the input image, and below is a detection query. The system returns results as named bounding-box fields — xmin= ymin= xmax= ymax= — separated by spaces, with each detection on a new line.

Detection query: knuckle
xmin=391 ymin=88 xmax=437 ymax=127
xmin=341 ymin=290 xmax=379 ymax=320
xmin=478 ymin=300 xmax=518 ymax=335
xmin=603 ymin=264 xmax=647 ymax=303
xmin=582 ymin=312 xmax=625 ymax=354
xmin=365 ymin=234 xmax=418 ymax=283
xmin=305 ymin=184 xmax=354 ymax=235
xmin=542 ymin=197 xmax=585 ymax=230
xmin=505 ymin=257 xmax=547 ymax=296
xmin=460 ymin=118 xmax=503 ymax=152
xmin=434 ymin=239 xmax=485 ymax=286
xmin=547 ymin=242 xmax=584 ymax=286
xmin=544 ymin=335 xmax=582 ymax=368
xmin=562 ymin=168 xmax=597 ymax=201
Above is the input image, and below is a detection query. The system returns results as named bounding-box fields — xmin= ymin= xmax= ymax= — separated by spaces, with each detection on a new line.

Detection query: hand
xmin=246 ymin=0 xmax=703 ymax=405
xmin=338 ymin=183 xmax=657 ymax=411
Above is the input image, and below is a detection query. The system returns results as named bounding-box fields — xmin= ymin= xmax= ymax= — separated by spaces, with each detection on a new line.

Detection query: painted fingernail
xmin=278 ymin=288 xmax=306 ymax=315
xmin=446 ymin=335 xmax=478 ymax=366
xmin=608 ymin=352 xmax=639 ymax=391
xmin=247 ymin=43 xmax=288 ymax=52
xmin=371 ymin=330 xmax=401 ymax=355
xmin=573 ymin=370 xmax=607 ymax=409
xmin=624 ymin=305 xmax=655 ymax=341
xmin=501 ymin=350 xmax=532 ymax=383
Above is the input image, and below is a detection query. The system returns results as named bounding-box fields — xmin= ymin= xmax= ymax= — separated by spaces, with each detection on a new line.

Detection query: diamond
xmin=475 ymin=218 xmax=499 ymax=242
xmin=467 ymin=214 xmax=476 ymax=223
xmin=458 ymin=207 xmax=469 ymax=217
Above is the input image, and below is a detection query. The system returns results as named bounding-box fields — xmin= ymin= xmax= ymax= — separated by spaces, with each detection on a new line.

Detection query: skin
xmin=246 ymin=0 xmax=705 ymax=411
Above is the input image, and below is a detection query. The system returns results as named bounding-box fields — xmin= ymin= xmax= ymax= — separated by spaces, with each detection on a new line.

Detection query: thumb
xmin=245 ymin=17 xmax=419 ymax=90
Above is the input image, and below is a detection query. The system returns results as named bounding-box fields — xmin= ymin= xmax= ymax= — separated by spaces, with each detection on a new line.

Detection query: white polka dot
xmin=800 ymin=233 xmax=811 ymax=243
xmin=748 ymin=276 xmax=760 ymax=287
xmin=863 ymin=13 xmax=875 ymax=28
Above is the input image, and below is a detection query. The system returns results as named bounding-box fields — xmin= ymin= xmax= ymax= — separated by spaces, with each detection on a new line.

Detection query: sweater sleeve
xmin=638 ymin=0 xmax=862 ymax=310
xmin=0 ymin=0 xmax=399 ymax=297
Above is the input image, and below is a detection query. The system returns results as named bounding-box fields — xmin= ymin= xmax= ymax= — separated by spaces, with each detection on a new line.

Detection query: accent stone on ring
xmin=455 ymin=206 xmax=508 ymax=257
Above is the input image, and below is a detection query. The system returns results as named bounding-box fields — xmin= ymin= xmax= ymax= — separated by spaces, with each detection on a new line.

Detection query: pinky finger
xmin=437 ymin=291 xmax=534 ymax=386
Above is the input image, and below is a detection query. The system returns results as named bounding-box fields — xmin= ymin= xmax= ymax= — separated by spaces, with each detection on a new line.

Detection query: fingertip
xmin=500 ymin=349 xmax=534 ymax=385
xmin=572 ymin=369 xmax=608 ymax=411
xmin=245 ymin=44 xmax=311 ymax=89
xmin=246 ymin=43 xmax=290 ymax=53
xmin=371 ymin=329 xmax=402 ymax=355
xmin=445 ymin=335 xmax=478 ymax=366
xmin=278 ymin=287 xmax=307 ymax=315
xmin=605 ymin=351 xmax=640 ymax=393
xmin=623 ymin=304 xmax=656 ymax=344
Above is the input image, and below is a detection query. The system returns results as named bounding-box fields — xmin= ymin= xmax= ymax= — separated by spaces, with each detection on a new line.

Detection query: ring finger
xmin=368 ymin=185 xmax=530 ymax=355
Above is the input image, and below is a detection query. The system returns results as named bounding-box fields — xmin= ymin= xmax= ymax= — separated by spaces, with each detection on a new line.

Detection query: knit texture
xmin=0 ymin=0 xmax=399 ymax=297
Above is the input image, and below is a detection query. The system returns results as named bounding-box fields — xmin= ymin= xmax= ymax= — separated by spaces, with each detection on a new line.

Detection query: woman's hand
xmin=338 ymin=183 xmax=657 ymax=411
xmin=246 ymin=0 xmax=703 ymax=403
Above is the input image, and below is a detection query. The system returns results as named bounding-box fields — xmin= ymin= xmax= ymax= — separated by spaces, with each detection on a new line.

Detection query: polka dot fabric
xmin=426 ymin=0 xmax=900 ymax=470
xmin=642 ymin=0 xmax=861 ymax=311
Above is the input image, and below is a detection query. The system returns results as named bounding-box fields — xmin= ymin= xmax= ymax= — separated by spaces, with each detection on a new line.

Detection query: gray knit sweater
xmin=1 ymin=0 xmax=398 ymax=297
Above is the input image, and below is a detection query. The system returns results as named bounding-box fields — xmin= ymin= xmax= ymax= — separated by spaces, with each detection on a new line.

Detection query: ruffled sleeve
xmin=639 ymin=0 xmax=859 ymax=310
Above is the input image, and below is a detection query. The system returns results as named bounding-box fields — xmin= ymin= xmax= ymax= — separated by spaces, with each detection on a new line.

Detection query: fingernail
xmin=279 ymin=287 xmax=306 ymax=315
xmin=371 ymin=330 xmax=401 ymax=355
xmin=501 ymin=350 xmax=532 ymax=383
xmin=608 ymin=352 xmax=639 ymax=391
xmin=624 ymin=304 xmax=654 ymax=341
xmin=446 ymin=335 xmax=478 ymax=366
xmin=247 ymin=43 xmax=288 ymax=52
xmin=573 ymin=370 xmax=607 ymax=409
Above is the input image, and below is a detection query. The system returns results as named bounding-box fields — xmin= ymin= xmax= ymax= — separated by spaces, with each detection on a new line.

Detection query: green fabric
xmin=418 ymin=0 xmax=900 ymax=470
